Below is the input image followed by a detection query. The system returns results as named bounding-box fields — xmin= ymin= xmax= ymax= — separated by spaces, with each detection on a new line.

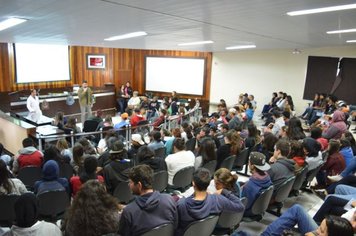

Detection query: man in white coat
xmin=26 ymin=89 xmax=42 ymax=122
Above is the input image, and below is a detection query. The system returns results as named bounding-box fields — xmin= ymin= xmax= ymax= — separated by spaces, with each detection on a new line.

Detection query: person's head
xmin=42 ymin=160 xmax=59 ymax=181
xmin=272 ymin=110 xmax=281 ymax=119
xmin=314 ymin=93 xmax=320 ymax=100
xmin=274 ymin=139 xmax=290 ymax=158
xmin=340 ymin=138 xmax=351 ymax=149
xmin=171 ymin=128 xmax=182 ymax=138
xmin=173 ymin=138 xmax=185 ymax=153
xmin=229 ymin=108 xmax=237 ymax=116
xmin=137 ymin=146 xmax=155 ymax=162
xmin=263 ymin=133 xmax=278 ymax=151
xmin=82 ymin=80 xmax=88 ymax=88
xmin=214 ymin=168 xmax=238 ymax=192
xmin=30 ymin=89 xmax=37 ymax=97
xmin=282 ymin=111 xmax=291 ymax=120
xmin=332 ymin=110 xmax=345 ymax=122
xmin=14 ymin=193 xmax=38 ymax=228
xmin=328 ymin=139 xmax=340 ymax=156
xmin=172 ymin=91 xmax=177 ymax=97
xmin=104 ymin=115 xmax=112 ymax=124
xmin=224 ymin=130 xmax=241 ymax=154
xmin=152 ymin=131 xmax=161 ymax=142
xmin=220 ymin=124 xmax=229 ymax=133
xmin=126 ymin=81 xmax=131 ymax=87
xmin=22 ymin=137 xmax=34 ymax=148
xmin=121 ymin=112 xmax=129 ymax=121
xmin=66 ymin=117 xmax=77 ymax=127
xmin=288 ymin=140 xmax=305 ymax=158
xmin=128 ymin=165 xmax=154 ymax=195
xmin=198 ymin=138 xmax=217 ymax=165
xmin=133 ymin=91 xmax=139 ymax=97
xmin=131 ymin=133 xmax=145 ymax=146
xmin=79 ymin=155 xmax=98 ymax=184
xmin=310 ymin=127 xmax=323 ymax=139
xmin=192 ymin=168 xmax=211 ymax=192
xmin=55 ymin=111 xmax=64 ymax=122
xmin=199 ymin=126 xmax=210 ymax=138
xmin=72 ymin=143 xmax=84 ymax=165
xmin=160 ymin=109 xmax=167 ymax=117
xmin=249 ymin=152 xmax=270 ymax=174
xmin=286 ymin=117 xmax=304 ymax=140
xmin=248 ymin=94 xmax=254 ymax=101
xmin=317 ymin=215 xmax=354 ymax=236
xmin=0 ymin=159 xmax=12 ymax=193
xmin=302 ymin=137 xmax=321 ymax=157
xmin=272 ymin=92 xmax=278 ymax=98
xmin=343 ymin=131 xmax=356 ymax=147
xmin=247 ymin=123 xmax=258 ymax=138
xmin=56 ymin=138 xmax=69 ymax=151
xmin=109 ymin=140 xmax=126 ymax=160
xmin=43 ymin=144 xmax=62 ymax=164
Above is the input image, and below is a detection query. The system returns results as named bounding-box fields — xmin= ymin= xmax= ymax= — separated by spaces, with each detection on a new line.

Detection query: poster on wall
xmin=87 ymin=54 xmax=106 ymax=69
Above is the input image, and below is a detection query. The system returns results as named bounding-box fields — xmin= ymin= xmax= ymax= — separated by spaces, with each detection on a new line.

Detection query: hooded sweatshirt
xmin=322 ymin=110 xmax=347 ymax=140
xmin=34 ymin=160 xmax=69 ymax=195
xmin=267 ymin=157 xmax=295 ymax=192
xmin=118 ymin=191 xmax=177 ymax=236
xmin=16 ymin=146 xmax=43 ymax=170
xmin=242 ymin=171 xmax=272 ymax=215
xmin=340 ymin=146 xmax=354 ymax=166
xmin=176 ymin=189 xmax=244 ymax=236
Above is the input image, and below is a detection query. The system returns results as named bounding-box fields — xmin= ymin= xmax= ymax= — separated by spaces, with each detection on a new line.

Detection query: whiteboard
xmin=145 ymin=57 xmax=205 ymax=95
xmin=15 ymin=43 xmax=71 ymax=83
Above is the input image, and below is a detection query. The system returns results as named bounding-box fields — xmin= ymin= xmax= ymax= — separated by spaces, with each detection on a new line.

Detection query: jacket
xmin=14 ymin=147 xmax=43 ymax=173
xmin=267 ymin=157 xmax=295 ymax=192
xmin=78 ymin=87 xmax=93 ymax=106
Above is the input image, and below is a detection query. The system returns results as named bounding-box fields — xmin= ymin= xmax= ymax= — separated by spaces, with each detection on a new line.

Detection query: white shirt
xmin=271 ymin=117 xmax=285 ymax=136
xmin=165 ymin=150 xmax=195 ymax=185
xmin=26 ymin=95 xmax=41 ymax=113
xmin=127 ymin=97 xmax=141 ymax=108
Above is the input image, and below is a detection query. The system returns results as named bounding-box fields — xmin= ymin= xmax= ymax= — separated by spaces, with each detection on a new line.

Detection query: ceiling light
xmin=225 ymin=45 xmax=256 ymax=50
xmin=287 ymin=3 xmax=356 ymax=16
xmin=0 ymin=18 xmax=27 ymax=31
xmin=178 ymin=41 xmax=214 ymax=46
xmin=327 ymin=28 xmax=356 ymax=34
xmin=346 ymin=40 xmax=356 ymax=43
xmin=104 ymin=31 xmax=147 ymax=41
xmin=292 ymin=49 xmax=301 ymax=54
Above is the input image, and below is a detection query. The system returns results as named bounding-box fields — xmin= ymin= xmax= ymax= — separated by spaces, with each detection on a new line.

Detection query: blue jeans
xmin=261 ymin=204 xmax=318 ymax=236
xmin=332 ymin=184 xmax=356 ymax=201
xmin=341 ymin=158 xmax=356 ymax=177
xmin=313 ymin=195 xmax=348 ymax=224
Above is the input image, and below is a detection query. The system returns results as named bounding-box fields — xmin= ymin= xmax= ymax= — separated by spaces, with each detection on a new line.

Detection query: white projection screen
xmin=15 ymin=43 xmax=71 ymax=83
xmin=145 ymin=57 xmax=205 ymax=95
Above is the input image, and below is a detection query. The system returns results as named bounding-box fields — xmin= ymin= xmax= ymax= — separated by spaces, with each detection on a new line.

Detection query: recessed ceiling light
xmin=225 ymin=45 xmax=256 ymax=50
xmin=287 ymin=3 xmax=356 ymax=16
xmin=346 ymin=40 xmax=356 ymax=43
xmin=0 ymin=18 xmax=27 ymax=31
xmin=104 ymin=31 xmax=147 ymax=41
xmin=327 ymin=28 xmax=356 ymax=34
xmin=178 ymin=41 xmax=214 ymax=46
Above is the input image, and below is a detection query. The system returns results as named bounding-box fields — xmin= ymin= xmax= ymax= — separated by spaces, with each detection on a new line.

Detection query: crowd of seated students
xmin=2 ymin=88 xmax=356 ymax=236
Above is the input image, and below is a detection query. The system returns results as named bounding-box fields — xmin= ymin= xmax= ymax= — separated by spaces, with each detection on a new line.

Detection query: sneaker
xmin=327 ymin=175 xmax=342 ymax=182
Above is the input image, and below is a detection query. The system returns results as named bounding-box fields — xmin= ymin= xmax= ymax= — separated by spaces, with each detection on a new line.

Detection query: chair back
xmin=0 ymin=195 xmax=19 ymax=227
xmin=142 ymin=223 xmax=174 ymax=236
xmin=306 ymin=162 xmax=324 ymax=183
xmin=220 ymin=155 xmax=236 ymax=170
xmin=251 ymin=185 xmax=274 ymax=216
xmin=153 ymin=170 xmax=168 ymax=192
xmin=83 ymin=120 xmax=100 ymax=132
xmin=183 ymin=215 xmax=219 ymax=236
xmin=37 ymin=190 xmax=70 ymax=219
xmin=102 ymin=126 xmax=114 ymax=132
xmin=234 ymin=148 xmax=250 ymax=169
xmin=217 ymin=197 xmax=247 ymax=229
xmin=292 ymin=165 xmax=309 ymax=191
xmin=154 ymin=147 xmax=166 ymax=159
xmin=172 ymin=166 xmax=195 ymax=189
xmin=202 ymin=160 xmax=217 ymax=176
xmin=59 ymin=163 xmax=74 ymax=180
xmin=17 ymin=166 xmax=42 ymax=190
xmin=113 ymin=181 xmax=134 ymax=204
xmin=185 ymin=138 xmax=196 ymax=152
xmin=274 ymin=176 xmax=296 ymax=203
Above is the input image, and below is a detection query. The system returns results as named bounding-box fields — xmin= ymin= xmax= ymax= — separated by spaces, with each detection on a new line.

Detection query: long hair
xmin=0 ymin=160 xmax=12 ymax=194
xmin=287 ymin=117 xmax=306 ymax=141
xmin=198 ymin=138 xmax=217 ymax=165
xmin=225 ymin=130 xmax=241 ymax=155
xmin=62 ymin=180 xmax=120 ymax=236
xmin=214 ymin=168 xmax=238 ymax=192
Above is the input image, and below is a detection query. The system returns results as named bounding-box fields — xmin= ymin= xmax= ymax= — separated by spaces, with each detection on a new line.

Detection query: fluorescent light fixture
xmin=178 ymin=40 xmax=214 ymax=46
xmin=327 ymin=28 xmax=356 ymax=34
xmin=225 ymin=45 xmax=256 ymax=50
xmin=0 ymin=18 xmax=27 ymax=31
xmin=287 ymin=3 xmax=356 ymax=16
xmin=346 ymin=40 xmax=356 ymax=43
xmin=104 ymin=31 xmax=147 ymax=41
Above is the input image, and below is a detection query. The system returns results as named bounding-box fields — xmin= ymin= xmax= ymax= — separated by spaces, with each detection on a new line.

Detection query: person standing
xmin=78 ymin=80 xmax=93 ymax=123
xmin=26 ymin=89 xmax=42 ymax=122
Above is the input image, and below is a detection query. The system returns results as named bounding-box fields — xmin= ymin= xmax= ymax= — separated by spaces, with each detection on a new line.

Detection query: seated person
xmin=214 ymin=168 xmax=241 ymax=197
xmin=288 ymin=140 xmax=307 ymax=173
xmin=0 ymin=159 xmax=27 ymax=195
xmin=152 ymin=109 xmax=167 ymax=129
xmin=2 ymin=193 xmax=62 ymax=236
xmin=194 ymin=138 xmax=217 ymax=170
xmin=165 ymin=138 xmax=195 ymax=186
xmin=118 ymin=165 xmax=177 ymax=236
xmin=87 ymin=109 xmax=103 ymax=123
xmin=128 ymin=133 xmax=146 ymax=159
xmin=241 ymin=152 xmax=272 ymax=216
xmin=127 ymin=91 xmax=141 ymax=109
xmin=176 ymin=168 xmax=244 ymax=236
xmin=322 ymin=110 xmax=347 ymax=140
xmin=310 ymin=127 xmax=329 ymax=151
xmin=302 ymin=137 xmax=323 ymax=171
xmin=63 ymin=117 xmax=81 ymax=133
xmin=114 ymin=112 xmax=129 ymax=130
xmin=34 ymin=160 xmax=69 ymax=195
xmin=0 ymin=143 xmax=11 ymax=168
xmin=12 ymin=138 xmax=43 ymax=174
xmin=147 ymin=131 xmax=165 ymax=151
xmin=130 ymin=108 xmax=146 ymax=127
xmin=137 ymin=146 xmax=167 ymax=172
xmin=340 ymin=138 xmax=354 ymax=166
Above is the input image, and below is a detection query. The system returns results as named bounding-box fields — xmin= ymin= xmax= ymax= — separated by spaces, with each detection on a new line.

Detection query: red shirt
xmin=70 ymin=175 xmax=104 ymax=197
xmin=18 ymin=151 xmax=43 ymax=169
xmin=130 ymin=114 xmax=145 ymax=127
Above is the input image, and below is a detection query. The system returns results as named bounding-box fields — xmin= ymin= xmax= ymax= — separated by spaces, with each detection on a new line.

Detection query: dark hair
xmin=263 ymin=133 xmax=278 ymax=151
xmin=328 ymin=139 xmax=340 ymax=156
xmin=198 ymin=139 xmax=217 ymax=166
xmin=173 ymin=138 xmax=186 ymax=151
xmin=221 ymin=124 xmax=229 ymax=131
xmin=214 ymin=168 xmax=238 ymax=192
xmin=43 ymin=144 xmax=63 ymax=164
xmin=193 ymin=168 xmax=211 ymax=191
xmin=310 ymin=127 xmax=323 ymax=139
xmin=137 ymin=146 xmax=155 ymax=162
xmin=225 ymin=130 xmax=241 ymax=155
xmin=79 ymin=156 xmax=98 ymax=183
xmin=286 ymin=117 xmax=306 ymax=140
xmin=184 ymin=126 xmax=193 ymax=140
xmin=344 ymin=131 xmax=356 ymax=147
xmin=272 ymin=110 xmax=281 ymax=118
xmin=62 ymin=180 xmax=120 ymax=236
xmin=325 ymin=215 xmax=353 ymax=236
xmin=0 ymin=143 xmax=4 ymax=154
xmin=0 ymin=159 xmax=12 ymax=194
xmin=128 ymin=165 xmax=153 ymax=190
xmin=340 ymin=138 xmax=351 ymax=148
xmin=22 ymin=138 xmax=34 ymax=148
xmin=171 ymin=128 xmax=182 ymax=138
xmin=72 ymin=144 xmax=84 ymax=166
xmin=288 ymin=140 xmax=305 ymax=158
xmin=275 ymin=139 xmax=290 ymax=157
xmin=152 ymin=131 xmax=161 ymax=141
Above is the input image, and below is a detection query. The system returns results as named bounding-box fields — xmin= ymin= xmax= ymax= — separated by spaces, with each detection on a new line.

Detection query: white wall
xmin=210 ymin=46 xmax=356 ymax=114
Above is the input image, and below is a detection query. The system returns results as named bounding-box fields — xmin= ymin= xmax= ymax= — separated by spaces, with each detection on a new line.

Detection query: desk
xmin=36 ymin=125 xmax=65 ymax=136
xmin=11 ymin=111 xmax=53 ymax=127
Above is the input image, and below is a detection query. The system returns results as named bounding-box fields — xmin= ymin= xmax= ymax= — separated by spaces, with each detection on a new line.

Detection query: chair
xmin=172 ymin=166 xmax=195 ymax=191
xmin=202 ymin=160 xmax=217 ymax=176
xmin=185 ymin=138 xmax=196 ymax=152
xmin=83 ymin=120 xmax=100 ymax=132
xmin=290 ymin=165 xmax=309 ymax=196
xmin=37 ymin=190 xmax=70 ymax=221
xmin=183 ymin=215 xmax=219 ymax=236
xmin=268 ymin=176 xmax=296 ymax=216
xmin=154 ymin=147 xmax=166 ymax=159
xmin=136 ymin=120 xmax=150 ymax=134
xmin=113 ymin=181 xmax=134 ymax=204
xmin=0 ymin=195 xmax=19 ymax=227
xmin=233 ymin=148 xmax=250 ymax=175
xmin=213 ymin=197 xmax=248 ymax=235
xmin=303 ymin=162 xmax=325 ymax=190
xmin=153 ymin=170 xmax=168 ymax=192
xmin=59 ymin=163 xmax=74 ymax=180
xmin=141 ymin=223 xmax=174 ymax=236
xmin=220 ymin=155 xmax=236 ymax=171
xmin=244 ymin=185 xmax=274 ymax=221
xmin=17 ymin=166 xmax=42 ymax=190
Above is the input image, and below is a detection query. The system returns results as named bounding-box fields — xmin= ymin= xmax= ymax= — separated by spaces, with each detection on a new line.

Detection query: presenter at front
xmin=26 ymin=89 xmax=42 ymax=122
xmin=78 ymin=80 xmax=93 ymax=123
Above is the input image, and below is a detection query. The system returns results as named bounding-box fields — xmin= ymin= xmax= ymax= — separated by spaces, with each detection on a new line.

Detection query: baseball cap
xmin=121 ymin=113 xmax=129 ymax=119
xmin=109 ymin=140 xmax=125 ymax=154
xmin=131 ymin=133 xmax=145 ymax=145
xmin=249 ymin=152 xmax=270 ymax=171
